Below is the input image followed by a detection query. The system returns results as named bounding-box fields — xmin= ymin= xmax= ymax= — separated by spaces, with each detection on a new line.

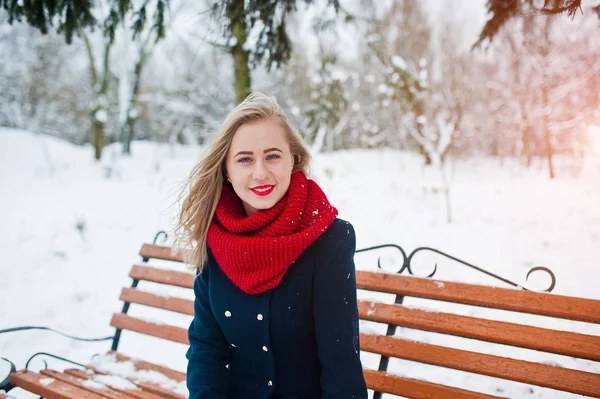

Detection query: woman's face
xmin=225 ymin=117 xmax=295 ymax=216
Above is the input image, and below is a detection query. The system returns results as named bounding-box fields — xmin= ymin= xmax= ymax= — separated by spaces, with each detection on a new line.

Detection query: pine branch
xmin=473 ymin=0 xmax=586 ymax=49
xmin=1 ymin=0 xmax=168 ymax=44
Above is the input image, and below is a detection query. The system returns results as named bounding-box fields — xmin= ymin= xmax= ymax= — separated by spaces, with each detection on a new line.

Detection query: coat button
xmin=257 ymin=314 xmax=263 ymax=321
xmin=268 ymin=381 xmax=273 ymax=387
xmin=262 ymin=346 xmax=268 ymax=352
xmin=225 ymin=311 xmax=231 ymax=317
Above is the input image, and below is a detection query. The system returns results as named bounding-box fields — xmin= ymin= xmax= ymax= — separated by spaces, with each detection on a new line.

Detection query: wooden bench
xmin=4 ymin=242 xmax=600 ymax=399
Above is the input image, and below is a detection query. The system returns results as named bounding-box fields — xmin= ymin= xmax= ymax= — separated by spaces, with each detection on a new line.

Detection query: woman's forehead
xmin=230 ymin=119 xmax=289 ymax=151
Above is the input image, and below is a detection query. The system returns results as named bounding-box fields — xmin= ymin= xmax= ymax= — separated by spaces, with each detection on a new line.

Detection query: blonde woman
xmin=176 ymin=92 xmax=367 ymax=399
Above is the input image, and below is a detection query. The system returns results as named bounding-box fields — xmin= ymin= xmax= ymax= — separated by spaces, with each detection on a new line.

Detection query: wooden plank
xmin=9 ymin=370 xmax=110 ymax=399
xmin=39 ymin=370 xmax=130 ymax=399
xmin=108 ymin=352 xmax=186 ymax=383
xmin=78 ymin=368 xmax=186 ymax=399
xmin=360 ymin=334 xmax=600 ymax=398
xmin=356 ymin=271 xmax=600 ymax=324
xmin=363 ymin=369 xmax=506 ymax=399
xmin=63 ymin=370 xmax=163 ymax=399
xmin=139 ymin=244 xmax=184 ymax=263
xmin=120 ymin=288 xmax=194 ymax=316
xmin=129 ymin=266 xmax=194 ymax=289
xmin=123 ymin=380 xmax=185 ymax=399
xmin=110 ymin=313 xmax=188 ymax=345
xmin=358 ymin=300 xmax=600 ymax=361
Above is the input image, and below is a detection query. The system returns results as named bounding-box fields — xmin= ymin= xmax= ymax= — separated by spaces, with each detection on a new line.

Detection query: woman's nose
xmin=252 ymin=161 xmax=268 ymax=180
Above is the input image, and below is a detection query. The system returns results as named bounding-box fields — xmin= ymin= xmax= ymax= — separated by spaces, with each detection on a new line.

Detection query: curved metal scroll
xmin=356 ymin=244 xmax=556 ymax=292
xmin=25 ymin=352 xmax=86 ymax=371
xmin=153 ymin=230 xmax=168 ymax=244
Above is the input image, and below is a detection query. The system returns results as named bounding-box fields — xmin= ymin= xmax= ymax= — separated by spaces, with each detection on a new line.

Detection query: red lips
xmin=250 ymin=185 xmax=275 ymax=197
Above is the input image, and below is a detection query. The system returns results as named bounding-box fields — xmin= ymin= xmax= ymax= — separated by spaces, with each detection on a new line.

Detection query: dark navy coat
xmin=186 ymin=219 xmax=368 ymax=399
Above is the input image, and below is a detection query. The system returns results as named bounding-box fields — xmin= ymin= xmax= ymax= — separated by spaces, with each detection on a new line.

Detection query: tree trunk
xmin=420 ymin=145 xmax=432 ymax=165
xmin=541 ymin=63 xmax=555 ymax=179
xmin=229 ymin=1 xmax=251 ymax=104
xmin=522 ymin=126 xmax=532 ymax=167
xmin=122 ymin=58 xmax=144 ymax=155
xmin=543 ymin=111 xmax=555 ymax=178
xmin=93 ymin=120 xmax=104 ymax=161
xmin=82 ymin=31 xmax=112 ymax=161
xmin=541 ymin=16 xmax=556 ymax=179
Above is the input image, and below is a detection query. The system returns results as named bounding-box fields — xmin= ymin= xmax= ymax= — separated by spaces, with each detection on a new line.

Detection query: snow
xmin=92 ymin=375 xmax=139 ymax=390
xmin=1 ymin=127 xmax=600 ymax=398
xmin=91 ymin=354 xmax=187 ymax=396
xmin=391 ymin=55 xmax=407 ymax=70
xmin=80 ymin=379 xmax=108 ymax=390
xmin=94 ymin=109 xmax=107 ymax=123
xmin=39 ymin=378 xmax=54 ymax=386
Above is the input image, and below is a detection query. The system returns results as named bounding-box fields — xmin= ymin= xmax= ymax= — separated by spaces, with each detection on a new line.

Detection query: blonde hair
xmin=173 ymin=92 xmax=311 ymax=272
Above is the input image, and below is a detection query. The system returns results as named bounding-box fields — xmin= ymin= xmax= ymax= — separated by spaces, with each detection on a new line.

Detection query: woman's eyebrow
xmin=233 ymin=148 xmax=283 ymax=157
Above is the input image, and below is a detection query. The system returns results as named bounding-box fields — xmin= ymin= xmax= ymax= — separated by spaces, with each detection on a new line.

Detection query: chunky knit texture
xmin=207 ymin=171 xmax=338 ymax=295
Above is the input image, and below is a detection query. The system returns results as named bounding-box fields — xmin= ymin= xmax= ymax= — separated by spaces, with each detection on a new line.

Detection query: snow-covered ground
xmin=1 ymin=127 xmax=599 ymax=398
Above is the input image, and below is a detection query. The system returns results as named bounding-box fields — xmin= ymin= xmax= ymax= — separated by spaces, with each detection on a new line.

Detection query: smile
xmin=250 ymin=185 xmax=275 ymax=197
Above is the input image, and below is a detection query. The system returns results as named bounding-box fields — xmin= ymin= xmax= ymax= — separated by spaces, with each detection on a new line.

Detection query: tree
xmin=475 ymin=0 xmax=600 ymax=47
xmin=80 ymin=22 xmax=113 ymax=161
xmin=207 ymin=0 xmax=343 ymax=103
xmin=0 ymin=16 xmax=90 ymax=143
xmin=0 ymin=0 xmax=167 ymax=44
xmin=4 ymin=0 xmax=597 ymax=54
xmin=467 ymin=1 xmax=600 ymax=177
xmin=114 ymin=0 xmax=189 ymax=155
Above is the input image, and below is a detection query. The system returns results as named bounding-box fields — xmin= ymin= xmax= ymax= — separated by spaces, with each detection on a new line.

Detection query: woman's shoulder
xmin=317 ymin=218 xmax=356 ymax=249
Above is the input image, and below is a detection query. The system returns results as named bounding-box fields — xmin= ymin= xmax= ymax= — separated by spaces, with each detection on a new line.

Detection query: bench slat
xmin=356 ymin=271 xmax=600 ymax=324
xmin=83 ymin=367 xmax=187 ymax=399
xmin=358 ymin=300 xmax=600 ymax=361
xmin=363 ymin=369 xmax=506 ymax=399
xmin=9 ymin=370 xmax=110 ymax=399
xmin=129 ymin=266 xmax=194 ymax=289
xmin=39 ymin=370 xmax=133 ymax=399
xmin=120 ymin=288 xmax=194 ymax=316
xmin=139 ymin=244 xmax=184 ymax=263
xmin=108 ymin=352 xmax=186 ymax=383
xmin=360 ymin=334 xmax=600 ymax=398
xmin=121 ymin=380 xmax=184 ymax=399
xmin=81 ymin=368 xmax=186 ymax=399
xmin=63 ymin=369 xmax=164 ymax=399
xmin=110 ymin=313 xmax=188 ymax=345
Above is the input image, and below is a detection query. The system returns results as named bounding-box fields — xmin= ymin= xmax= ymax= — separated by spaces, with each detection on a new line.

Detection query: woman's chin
xmin=253 ymin=201 xmax=276 ymax=211
xmin=243 ymin=198 xmax=277 ymax=215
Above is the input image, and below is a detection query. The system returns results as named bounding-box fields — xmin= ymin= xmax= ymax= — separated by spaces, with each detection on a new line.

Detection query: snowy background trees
xmin=1 ymin=0 xmax=599 ymax=175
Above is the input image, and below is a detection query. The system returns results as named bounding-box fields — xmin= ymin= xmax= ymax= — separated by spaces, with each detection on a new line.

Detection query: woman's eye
xmin=238 ymin=157 xmax=252 ymax=163
xmin=266 ymin=154 xmax=281 ymax=160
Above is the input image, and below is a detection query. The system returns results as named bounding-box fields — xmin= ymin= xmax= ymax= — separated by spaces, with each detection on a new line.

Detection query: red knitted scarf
xmin=207 ymin=171 xmax=338 ymax=295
